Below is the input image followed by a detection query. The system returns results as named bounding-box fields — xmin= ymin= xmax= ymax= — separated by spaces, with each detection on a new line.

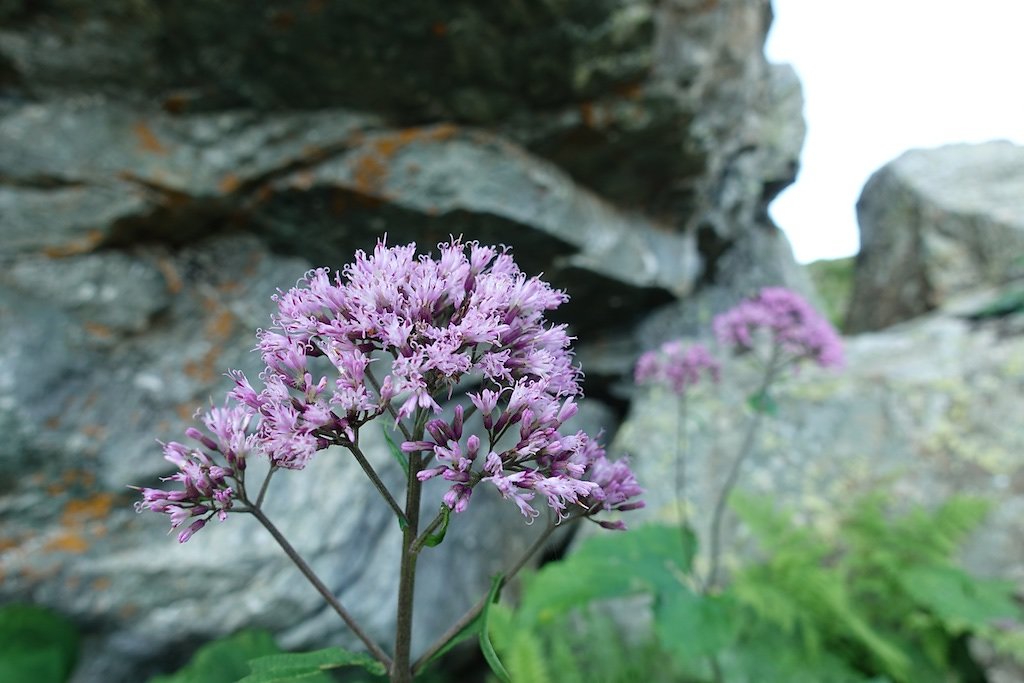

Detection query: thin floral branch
xmin=255 ymin=465 xmax=277 ymax=509
xmin=409 ymin=507 xmax=448 ymax=556
xmin=246 ymin=504 xmax=392 ymax=669
xmin=704 ymin=343 xmax=783 ymax=591
xmin=412 ymin=512 xmax=582 ymax=675
xmin=344 ymin=440 xmax=409 ymax=527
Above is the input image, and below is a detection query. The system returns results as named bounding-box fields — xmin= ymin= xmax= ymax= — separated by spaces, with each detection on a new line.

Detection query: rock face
xmin=0 ymin=1 xmax=806 ymax=681
xmin=618 ymin=287 xmax=1024 ymax=587
xmin=846 ymin=141 xmax=1024 ymax=333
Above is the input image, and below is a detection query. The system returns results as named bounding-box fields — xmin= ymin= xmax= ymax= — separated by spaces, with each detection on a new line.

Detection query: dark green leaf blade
xmin=0 ymin=603 xmax=79 ymax=683
xmin=654 ymin=588 xmax=737 ymax=663
xmin=237 ymin=647 xmax=385 ymax=683
xmin=746 ymin=389 xmax=778 ymax=416
xmin=382 ymin=426 xmax=409 ymax=473
xmin=148 ymin=630 xmax=283 ymax=683
xmin=480 ymin=574 xmax=511 ymax=683
xmin=423 ymin=504 xmax=451 ymax=548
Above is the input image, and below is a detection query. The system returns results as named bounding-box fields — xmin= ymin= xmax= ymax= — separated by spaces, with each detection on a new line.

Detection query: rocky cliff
xmin=0 ymin=1 xmax=807 ymax=681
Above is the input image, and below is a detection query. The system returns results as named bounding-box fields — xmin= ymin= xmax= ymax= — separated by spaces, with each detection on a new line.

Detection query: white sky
xmin=765 ymin=0 xmax=1024 ymax=263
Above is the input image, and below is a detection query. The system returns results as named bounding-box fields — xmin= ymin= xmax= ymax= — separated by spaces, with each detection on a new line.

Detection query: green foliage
xmin=382 ymin=425 xmax=409 ymax=473
xmin=423 ymin=504 xmax=451 ymax=548
xmin=479 ymin=574 xmax=512 ymax=683
xmin=239 ymin=647 xmax=385 ymax=682
xmin=0 ymin=603 xmax=79 ymax=683
xmin=745 ymin=389 xmax=778 ymax=416
xmin=965 ymin=286 xmax=1024 ymax=321
xmin=806 ymin=256 xmax=855 ymax=329
xmin=516 ymin=524 xmax=695 ymax=626
xmin=147 ymin=631 xmax=385 ymax=683
xmin=147 ymin=630 xmax=306 ymax=683
xmin=490 ymin=494 xmax=1022 ymax=683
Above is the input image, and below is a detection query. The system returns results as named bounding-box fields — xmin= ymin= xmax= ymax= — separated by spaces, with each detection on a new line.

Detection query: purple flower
xmin=136 ymin=236 xmax=642 ymax=539
xmin=713 ymin=287 xmax=843 ymax=369
xmin=132 ymin=407 xmax=251 ymax=542
xmin=634 ymin=341 xmax=721 ymax=396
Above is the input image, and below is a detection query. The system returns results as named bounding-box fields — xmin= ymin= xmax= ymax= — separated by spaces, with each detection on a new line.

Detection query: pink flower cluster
xmin=634 ymin=341 xmax=720 ymax=395
xmin=712 ymin=287 xmax=843 ymax=368
xmin=135 ymin=237 xmax=642 ymax=540
xmin=634 ymin=287 xmax=842 ymax=396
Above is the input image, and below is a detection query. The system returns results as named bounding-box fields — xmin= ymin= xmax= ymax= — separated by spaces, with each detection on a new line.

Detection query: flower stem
xmin=411 ymin=515 xmax=567 ymax=675
xmin=247 ymin=505 xmax=392 ymax=669
xmin=391 ymin=417 xmax=426 ymax=683
xmin=347 ymin=441 xmax=409 ymax=528
xmin=409 ymin=506 xmax=448 ymax=555
xmin=705 ymin=344 xmax=782 ymax=590
xmin=255 ymin=465 xmax=277 ymax=509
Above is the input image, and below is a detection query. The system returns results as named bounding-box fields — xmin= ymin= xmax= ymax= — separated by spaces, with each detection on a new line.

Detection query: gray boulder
xmin=0 ymin=1 xmax=807 ymax=680
xmin=847 ymin=141 xmax=1024 ymax=333
xmin=617 ymin=286 xmax=1024 ymax=588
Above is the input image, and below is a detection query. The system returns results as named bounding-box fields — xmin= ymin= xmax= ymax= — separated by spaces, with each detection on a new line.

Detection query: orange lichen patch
xmin=206 ymin=308 xmax=235 ymax=340
xmin=290 ymin=170 xmax=316 ymax=191
xmin=350 ymin=124 xmax=461 ymax=194
xmin=580 ymin=101 xmax=596 ymax=128
xmin=43 ymin=532 xmax=89 ymax=554
xmin=47 ymin=483 xmax=66 ymax=496
xmin=92 ymin=576 xmax=112 ymax=591
xmin=352 ymin=151 xmax=388 ymax=194
xmin=155 ymin=255 xmax=183 ymax=295
xmin=218 ymin=173 xmax=241 ymax=194
xmin=45 ymin=415 xmax=62 ymax=430
xmin=133 ymin=122 xmax=169 ymax=155
xmin=184 ymin=308 xmax=236 ymax=382
xmin=161 ymin=92 xmax=193 ymax=115
xmin=612 ymin=81 xmax=645 ymax=100
xmin=119 ymin=604 xmax=139 ymax=619
xmin=83 ymin=321 xmax=115 ymax=339
xmin=253 ymin=184 xmax=275 ymax=204
xmin=61 ymin=469 xmax=96 ymax=487
xmin=175 ymin=403 xmax=195 ymax=421
xmin=61 ymin=493 xmax=115 ymax=525
xmin=42 ymin=230 xmax=105 ymax=257
xmin=431 ymin=21 xmax=448 ymax=37
xmin=0 ymin=536 xmax=22 ymax=552
xmin=80 ymin=424 xmax=107 ymax=440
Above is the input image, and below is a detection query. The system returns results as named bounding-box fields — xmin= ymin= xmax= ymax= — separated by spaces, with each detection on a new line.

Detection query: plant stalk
xmin=391 ymin=418 xmax=426 ymax=683
xmin=247 ymin=505 xmax=392 ymax=669
xmin=411 ymin=515 xmax=568 ymax=675
xmin=705 ymin=345 xmax=783 ymax=590
xmin=347 ymin=441 xmax=409 ymax=527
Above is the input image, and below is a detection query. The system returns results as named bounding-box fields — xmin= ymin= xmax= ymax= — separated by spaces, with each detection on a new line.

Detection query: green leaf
xmin=746 ymin=389 xmax=778 ymax=416
xmin=417 ymin=603 xmax=488 ymax=669
xmin=480 ymin=575 xmax=511 ymax=683
xmin=382 ymin=426 xmax=409 ymax=473
xmin=149 ymin=630 xmax=283 ymax=683
xmin=237 ymin=647 xmax=385 ymax=683
xmin=654 ymin=588 xmax=737 ymax=663
xmin=423 ymin=504 xmax=451 ymax=548
xmin=518 ymin=525 xmax=695 ymax=626
xmin=899 ymin=565 xmax=1021 ymax=631
xmin=0 ymin=603 xmax=79 ymax=683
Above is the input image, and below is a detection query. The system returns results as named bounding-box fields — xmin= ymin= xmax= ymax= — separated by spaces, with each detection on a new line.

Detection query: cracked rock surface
xmin=0 ymin=1 xmax=809 ymax=680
